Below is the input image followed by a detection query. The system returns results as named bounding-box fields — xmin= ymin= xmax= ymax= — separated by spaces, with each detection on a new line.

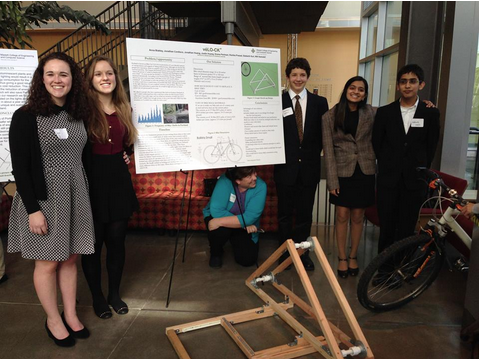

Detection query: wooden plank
xmin=273 ymin=282 xmax=353 ymax=348
xmin=166 ymin=303 xmax=293 ymax=334
xmin=166 ymin=329 xmax=191 ymax=359
xmin=285 ymin=240 xmax=343 ymax=359
xmin=254 ymin=336 xmax=327 ymax=359
xmin=220 ymin=318 xmax=255 ymax=358
xmin=271 ymin=248 xmax=306 ymax=275
xmin=246 ymin=281 xmax=333 ymax=359
xmin=311 ymin=237 xmax=374 ymax=359
xmin=246 ymin=241 xmax=289 ymax=284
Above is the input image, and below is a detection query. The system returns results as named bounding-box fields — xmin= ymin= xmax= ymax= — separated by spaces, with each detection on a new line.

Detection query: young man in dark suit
xmin=274 ymin=58 xmax=329 ymax=270
xmin=372 ymin=64 xmax=440 ymax=253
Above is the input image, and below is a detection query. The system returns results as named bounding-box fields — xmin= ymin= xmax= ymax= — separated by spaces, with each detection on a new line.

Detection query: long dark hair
xmin=333 ymin=76 xmax=368 ymax=132
xmin=23 ymin=52 xmax=89 ymax=122
xmin=84 ymin=55 xmax=137 ymax=145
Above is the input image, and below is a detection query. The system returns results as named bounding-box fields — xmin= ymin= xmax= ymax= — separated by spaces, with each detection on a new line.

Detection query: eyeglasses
xmin=399 ymin=78 xmax=420 ymax=85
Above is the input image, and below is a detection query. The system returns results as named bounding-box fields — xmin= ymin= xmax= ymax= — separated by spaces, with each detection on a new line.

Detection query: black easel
xmin=1 ymin=180 xmax=13 ymax=205
xmin=166 ymin=169 xmax=194 ymax=308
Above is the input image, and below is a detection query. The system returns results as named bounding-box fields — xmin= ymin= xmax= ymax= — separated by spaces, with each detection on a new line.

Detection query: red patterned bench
xmin=127 ymin=157 xmax=278 ymax=232
xmin=0 ymin=195 xmax=12 ymax=233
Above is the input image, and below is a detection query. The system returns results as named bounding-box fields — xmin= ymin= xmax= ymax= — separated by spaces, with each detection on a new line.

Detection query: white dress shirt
xmin=400 ymin=97 xmax=419 ymax=134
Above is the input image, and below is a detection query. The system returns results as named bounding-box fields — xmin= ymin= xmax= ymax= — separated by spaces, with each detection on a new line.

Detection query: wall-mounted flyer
xmin=126 ymin=38 xmax=285 ymax=174
xmin=0 ymin=49 xmax=38 ymax=182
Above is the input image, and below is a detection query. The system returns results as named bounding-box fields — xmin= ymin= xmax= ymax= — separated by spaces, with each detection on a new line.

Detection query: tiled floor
xmin=0 ymin=225 xmax=472 ymax=359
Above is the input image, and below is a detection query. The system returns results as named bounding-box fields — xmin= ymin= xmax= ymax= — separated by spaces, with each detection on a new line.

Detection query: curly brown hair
xmin=23 ymin=52 xmax=89 ymax=122
xmin=84 ymin=55 xmax=137 ymax=146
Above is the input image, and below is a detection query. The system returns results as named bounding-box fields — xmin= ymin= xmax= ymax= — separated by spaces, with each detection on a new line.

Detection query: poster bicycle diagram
xmin=126 ymin=38 xmax=285 ymax=174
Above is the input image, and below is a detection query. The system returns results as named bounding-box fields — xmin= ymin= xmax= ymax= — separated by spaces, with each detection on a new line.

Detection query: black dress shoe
xmin=301 ymin=253 xmax=315 ymax=271
xmin=337 ymin=257 xmax=348 ymax=278
xmin=209 ymin=255 xmax=222 ymax=268
xmin=0 ymin=274 xmax=8 ymax=285
xmin=278 ymin=253 xmax=292 ymax=270
xmin=45 ymin=320 xmax=75 ymax=347
xmin=93 ymin=298 xmax=112 ymax=319
xmin=61 ymin=312 xmax=90 ymax=339
xmin=108 ymin=296 xmax=129 ymax=315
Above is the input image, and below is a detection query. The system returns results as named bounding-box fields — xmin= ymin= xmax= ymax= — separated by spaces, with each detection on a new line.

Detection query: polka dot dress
xmin=8 ymin=110 xmax=95 ymax=261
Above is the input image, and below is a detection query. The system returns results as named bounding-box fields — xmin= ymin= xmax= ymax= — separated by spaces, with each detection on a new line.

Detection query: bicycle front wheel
xmin=357 ymin=234 xmax=444 ymax=312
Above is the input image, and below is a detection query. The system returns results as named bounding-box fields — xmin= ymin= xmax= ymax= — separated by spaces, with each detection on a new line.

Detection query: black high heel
xmin=348 ymin=256 xmax=359 ymax=276
xmin=61 ymin=312 xmax=90 ymax=339
xmin=337 ymin=257 xmax=348 ymax=278
xmin=45 ymin=320 xmax=75 ymax=347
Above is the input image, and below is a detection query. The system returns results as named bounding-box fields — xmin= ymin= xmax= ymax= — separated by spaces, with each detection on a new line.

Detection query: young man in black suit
xmin=274 ymin=58 xmax=329 ymax=270
xmin=372 ymin=64 xmax=440 ymax=253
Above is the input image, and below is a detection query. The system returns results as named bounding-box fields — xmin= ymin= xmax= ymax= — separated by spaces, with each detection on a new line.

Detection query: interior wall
xmin=260 ymin=29 xmax=360 ymax=107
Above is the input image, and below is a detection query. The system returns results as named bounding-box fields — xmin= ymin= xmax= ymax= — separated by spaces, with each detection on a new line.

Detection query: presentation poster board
xmin=126 ymin=38 xmax=285 ymax=174
xmin=0 ymin=49 xmax=38 ymax=182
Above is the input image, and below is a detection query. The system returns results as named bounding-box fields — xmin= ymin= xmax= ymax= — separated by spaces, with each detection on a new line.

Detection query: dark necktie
xmin=294 ymin=95 xmax=303 ymax=142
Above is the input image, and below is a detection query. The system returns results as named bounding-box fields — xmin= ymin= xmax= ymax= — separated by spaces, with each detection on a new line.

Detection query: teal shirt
xmin=203 ymin=173 xmax=267 ymax=243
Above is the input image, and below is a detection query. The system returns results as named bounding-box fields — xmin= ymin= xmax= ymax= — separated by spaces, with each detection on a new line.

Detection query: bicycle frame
xmin=422 ymin=171 xmax=473 ymax=251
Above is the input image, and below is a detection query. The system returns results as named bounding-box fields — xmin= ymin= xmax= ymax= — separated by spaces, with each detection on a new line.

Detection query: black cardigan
xmin=9 ymin=107 xmax=91 ymax=214
xmin=9 ymin=108 xmax=47 ymax=214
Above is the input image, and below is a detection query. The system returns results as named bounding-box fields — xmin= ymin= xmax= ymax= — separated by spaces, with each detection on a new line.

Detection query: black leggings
xmin=205 ymin=216 xmax=259 ymax=267
xmin=81 ymin=219 xmax=128 ymax=302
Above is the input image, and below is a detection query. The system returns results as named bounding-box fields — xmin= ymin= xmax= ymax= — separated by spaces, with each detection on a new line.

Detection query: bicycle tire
xmin=203 ymin=145 xmax=220 ymax=164
xmin=357 ymin=233 xmax=444 ymax=312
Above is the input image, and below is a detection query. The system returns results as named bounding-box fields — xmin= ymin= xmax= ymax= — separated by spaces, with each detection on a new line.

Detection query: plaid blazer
xmin=322 ymin=104 xmax=377 ymax=191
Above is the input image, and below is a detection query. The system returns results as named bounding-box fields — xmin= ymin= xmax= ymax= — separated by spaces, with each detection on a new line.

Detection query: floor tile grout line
xmin=138 ymin=232 xmax=195 ymax=311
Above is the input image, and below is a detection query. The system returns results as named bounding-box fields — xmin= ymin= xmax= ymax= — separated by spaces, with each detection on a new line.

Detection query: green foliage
xmin=0 ymin=1 xmax=110 ymax=49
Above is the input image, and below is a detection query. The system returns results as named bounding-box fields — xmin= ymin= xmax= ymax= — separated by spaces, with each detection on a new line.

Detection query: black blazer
xmin=274 ymin=90 xmax=329 ymax=186
xmin=372 ymin=100 xmax=440 ymax=190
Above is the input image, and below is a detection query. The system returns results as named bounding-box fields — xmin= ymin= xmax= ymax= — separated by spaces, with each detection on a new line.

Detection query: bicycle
xmin=203 ymin=138 xmax=243 ymax=164
xmin=357 ymin=168 xmax=477 ymax=312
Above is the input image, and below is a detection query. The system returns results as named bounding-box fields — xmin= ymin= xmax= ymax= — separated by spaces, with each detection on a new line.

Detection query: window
xmin=366 ymin=12 xmax=378 ymax=56
xmin=359 ymin=2 xmax=401 ymax=106
xmin=465 ymin=37 xmax=479 ymax=189
xmin=384 ymin=2 xmax=401 ymax=48
xmin=379 ymin=51 xmax=398 ymax=105
xmin=364 ymin=61 xmax=375 ymax=104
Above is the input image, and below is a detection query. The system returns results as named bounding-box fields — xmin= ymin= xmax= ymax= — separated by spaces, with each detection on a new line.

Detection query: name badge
xmin=282 ymin=107 xmax=294 ymax=117
xmin=54 ymin=128 xmax=69 ymax=139
xmin=411 ymin=118 xmax=424 ymax=128
xmin=229 ymin=193 xmax=236 ymax=203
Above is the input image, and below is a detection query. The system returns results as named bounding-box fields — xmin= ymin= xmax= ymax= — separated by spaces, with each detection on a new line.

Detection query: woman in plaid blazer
xmin=322 ymin=76 xmax=376 ymax=279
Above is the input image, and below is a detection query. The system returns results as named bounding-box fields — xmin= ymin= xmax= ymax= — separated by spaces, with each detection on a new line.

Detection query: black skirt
xmin=88 ymin=152 xmax=139 ymax=223
xmin=329 ymin=164 xmax=375 ymax=208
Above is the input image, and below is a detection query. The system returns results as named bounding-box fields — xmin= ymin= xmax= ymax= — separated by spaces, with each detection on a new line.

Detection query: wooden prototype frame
xmin=166 ymin=237 xmax=374 ymax=359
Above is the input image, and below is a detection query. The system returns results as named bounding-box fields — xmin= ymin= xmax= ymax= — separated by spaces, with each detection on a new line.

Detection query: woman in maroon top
xmin=82 ymin=56 xmax=139 ymax=319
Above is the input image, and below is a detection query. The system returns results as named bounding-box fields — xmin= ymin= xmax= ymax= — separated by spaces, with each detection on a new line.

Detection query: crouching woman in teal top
xmin=203 ymin=166 xmax=267 ymax=268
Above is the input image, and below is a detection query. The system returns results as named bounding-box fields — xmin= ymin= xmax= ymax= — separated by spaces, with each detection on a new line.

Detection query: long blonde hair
xmin=84 ymin=55 xmax=137 ymax=146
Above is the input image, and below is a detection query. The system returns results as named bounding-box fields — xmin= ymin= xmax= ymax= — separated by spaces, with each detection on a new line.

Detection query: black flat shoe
xmin=348 ymin=256 xmax=359 ymax=277
xmin=93 ymin=299 xmax=112 ymax=319
xmin=337 ymin=257 xmax=348 ymax=278
xmin=301 ymin=252 xmax=315 ymax=271
xmin=45 ymin=320 xmax=75 ymax=347
xmin=61 ymin=312 xmax=90 ymax=339
xmin=108 ymin=297 xmax=129 ymax=315
xmin=209 ymin=255 xmax=222 ymax=268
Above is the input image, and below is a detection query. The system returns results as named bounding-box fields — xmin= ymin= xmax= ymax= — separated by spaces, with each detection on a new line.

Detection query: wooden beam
xmin=221 ymin=318 xmax=255 ymax=358
xmin=285 ymin=240 xmax=343 ymax=359
xmin=311 ymin=237 xmax=374 ymax=359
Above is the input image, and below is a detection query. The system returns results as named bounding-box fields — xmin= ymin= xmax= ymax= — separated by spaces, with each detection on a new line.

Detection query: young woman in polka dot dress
xmin=8 ymin=52 xmax=95 ymax=347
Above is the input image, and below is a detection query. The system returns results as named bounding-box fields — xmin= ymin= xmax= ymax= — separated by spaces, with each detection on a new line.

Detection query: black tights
xmin=82 ymin=220 xmax=128 ymax=308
